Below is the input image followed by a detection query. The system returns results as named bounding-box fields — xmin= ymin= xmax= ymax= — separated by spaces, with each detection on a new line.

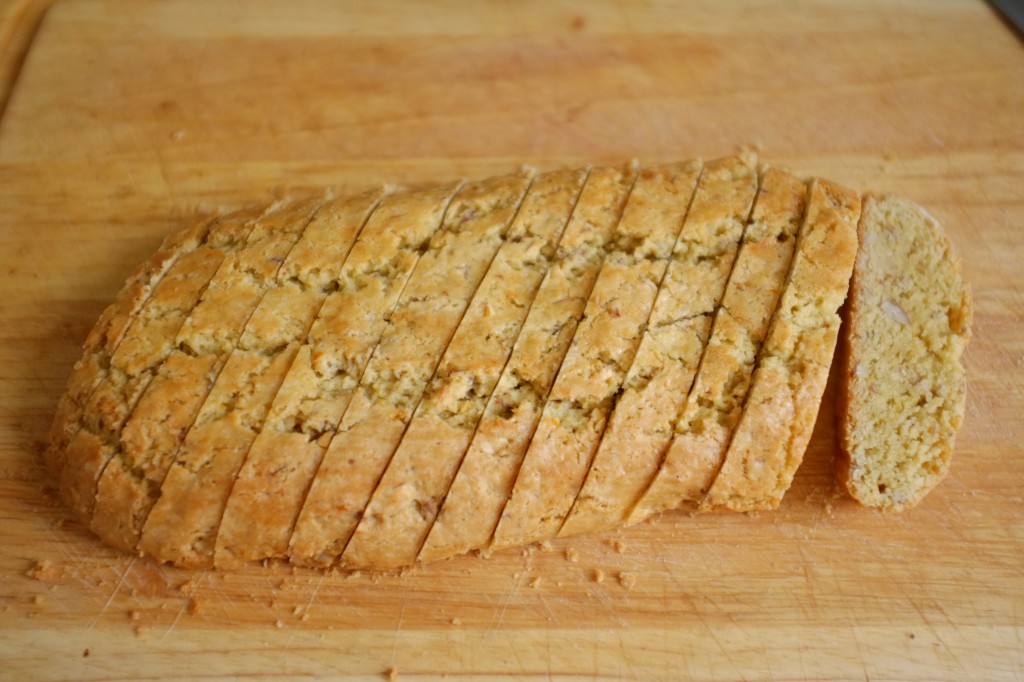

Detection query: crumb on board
xmin=538 ymin=540 xmax=553 ymax=552
xmin=26 ymin=559 xmax=61 ymax=581
xmin=618 ymin=572 xmax=637 ymax=591
xmin=386 ymin=667 xmax=399 ymax=681
xmin=528 ymin=575 xmax=542 ymax=589
xmin=451 ymin=617 xmax=462 ymax=626
xmin=590 ymin=569 xmax=605 ymax=584
xmin=605 ymin=538 xmax=626 ymax=554
xmin=187 ymin=598 xmax=202 ymax=616
xmin=564 ymin=548 xmax=579 ymax=563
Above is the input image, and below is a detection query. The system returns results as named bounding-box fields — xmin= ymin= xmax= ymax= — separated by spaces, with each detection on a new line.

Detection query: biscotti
xmin=563 ymin=156 xmax=760 ymax=537
xmin=491 ymin=159 xmax=704 ymax=551
xmin=836 ymin=195 xmax=971 ymax=511
xmin=418 ymin=165 xmax=637 ymax=564
xmin=47 ymin=158 xmax=971 ymax=570
xmin=700 ymin=179 xmax=861 ymax=511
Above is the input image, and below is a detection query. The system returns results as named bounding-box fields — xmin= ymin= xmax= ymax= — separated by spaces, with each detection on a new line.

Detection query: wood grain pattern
xmin=0 ymin=0 xmax=1022 ymax=679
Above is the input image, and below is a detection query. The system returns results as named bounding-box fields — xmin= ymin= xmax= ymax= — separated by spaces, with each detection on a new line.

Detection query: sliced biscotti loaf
xmin=491 ymin=159 xmax=704 ymax=552
xmin=57 ymin=204 xmax=281 ymax=525
xmin=213 ymin=183 xmax=459 ymax=568
xmin=84 ymin=197 xmax=326 ymax=553
xmin=288 ymin=171 xmax=533 ymax=567
xmin=417 ymin=165 xmax=638 ymax=564
xmin=341 ymin=168 xmax=588 ymax=570
xmin=702 ymin=178 xmax=861 ymax=511
xmin=625 ymin=166 xmax=806 ymax=524
xmin=562 ymin=156 xmax=761 ymax=537
xmin=125 ymin=189 xmax=385 ymax=566
xmin=47 ymin=213 xmax=221 ymax=479
xmin=836 ymin=195 xmax=971 ymax=511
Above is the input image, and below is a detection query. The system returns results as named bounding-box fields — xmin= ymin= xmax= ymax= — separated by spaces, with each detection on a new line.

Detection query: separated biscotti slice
xmin=491 ymin=159 xmax=705 ymax=552
xmin=624 ymin=166 xmax=806 ymax=524
xmin=82 ymin=197 xmax=325 ymax=553
xmin=57 ymin=206 xmax=273 ymax=524
xmin=418 ymin=165 xmax=638 ymax=565
xmin=702 ymin=178 xmax=860 ymax=511
xmin=288 ymin=171 xmax=533 ymax=567
xmin=213 ymin=183 xmax=460 ymax=568
xmin=96 ymin=189 xmax=385 ymax=558
xmin=836 ymin=195 xmax=971 ymax=511
xmin=564 ymin=158 xmax=770 ymax=537
xmin=341 ymin=168 xmax=588 ymax=570
xmin=47 ymin=214 xmax=220 ymax=479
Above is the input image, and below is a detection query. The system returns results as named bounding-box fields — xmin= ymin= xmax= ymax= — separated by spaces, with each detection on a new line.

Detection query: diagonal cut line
xmin=132 ymin=196 xmax=330 ymax=556
xmin=624 ymin=163 xmax=769 ymax=520
xmin=410 ymin=167 xmax=593 ymax=562
xmin=202 ymin=189 xmax=390 ymax=561
xmin=334 ymin=173 xmax=538 ymax=567
xmin=557 ymin=160 xmax=709 ymax=536
xmin=282 ymin=180 xmax=467 ymax=562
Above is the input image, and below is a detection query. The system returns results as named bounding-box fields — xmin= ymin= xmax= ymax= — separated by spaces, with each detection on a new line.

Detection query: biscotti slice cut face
xmin=288 ymin=171 xmax=533 ymax=568
xmin=836 ymin=195 xmax=971 ymax=511
xmin=213 ymin=183 xmax=460 ymax=568
xmin=129 ymin=190 xmax=386 ymax=567
xmin=624 ymin=166 xmax=806 ymax=525
xmin=341 ymin=168 xmax=588 ymax=570
xmin=86 ymin=197 xmax=326 ymax=555
xmin=702 ymin=178 xmax=860 ymax=511
xmin=417 ymin=165 xmax=638 ymax=565
xmin=564 ymin=157 xmax=768 ymax=537
xmin=47 ymin=213 xmax=220 ymax=479
xmin=491 ymin=159 xmax=705 ymax=552
xmin=57 ymin=205 xmax=275 ymax=526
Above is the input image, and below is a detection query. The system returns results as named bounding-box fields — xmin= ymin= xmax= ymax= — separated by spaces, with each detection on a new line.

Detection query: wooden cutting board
xmin=1 ymin=0 xmax=1022 ymax=679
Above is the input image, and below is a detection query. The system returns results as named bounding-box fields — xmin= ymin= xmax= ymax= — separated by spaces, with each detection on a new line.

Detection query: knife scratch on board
xmin=389 ymin=591 xmax=409 ymax=670
xmin=88 ymin=556 xmax=135 ymax=630
xmin=159 ymin=570 xmax=207 ymax=642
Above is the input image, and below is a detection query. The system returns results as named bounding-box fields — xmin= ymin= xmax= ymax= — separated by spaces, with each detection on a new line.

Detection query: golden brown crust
xmin=418 ymin=165 xmax=637 ymax=565
xmin=90 ymin=197 xmax=325 ymax=557
xmin=702 ymin=178 xmax=861 ymax=511
xmin=572 ymin=163 xmax=802 ymax=534
xmin=835 ymin=194 xmax=971 ymax=511
xmin=46 ymin=215 xmax=218 ymax=479
xmin=57 ymin=208 xmax=267 ymax=528
xmin=288 ymin=171 xmax=533 ymax=568
xmin=340 ymin=168 xmax=588 ymax=570
xmin=213 ymin=185 xmax=457 ymax=568
xmin=492 ymin=160 xmax=703 ymax=551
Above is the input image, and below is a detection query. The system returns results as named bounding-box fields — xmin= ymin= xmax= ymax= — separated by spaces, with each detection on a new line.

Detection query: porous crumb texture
xmin=836 ymin=195 xmax=971 ymax=511
xmin=47 ymin=161 xmax=970 ymax=570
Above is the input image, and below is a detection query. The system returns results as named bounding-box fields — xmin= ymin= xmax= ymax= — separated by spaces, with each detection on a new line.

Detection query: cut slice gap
xmin=417 ymin=164 xmax=639 ymax=565
xmin=561 ymin=157 xmax=790 ymax=532
xmin=620 ymin=165 xmax=806 ymax=526
xmin=213 ymin=182 xmax=460 ymax=568
xmin=124 ymin=189 xmax=387 ymax=567
xmin=83 ymin=196 xmax=327 ymax=556
xmin=491 ymin=158 xmax=707 ymax=552
xmin=288 ymin=170 xmax=534 ymax=568
xmin=341 ymin=167 xmax=589 ymax=570
xmin=701 ymin=178 xmax=861 ymax=511
xmin=58 ymin=205 xmax=275 ymax=526
xmin=48 ymin=213 xmax=221 ymax=478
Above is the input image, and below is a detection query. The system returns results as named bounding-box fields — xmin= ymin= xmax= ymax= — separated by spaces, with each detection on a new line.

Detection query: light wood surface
xmin=1 ymin=0 xmax=1022 ymax=679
